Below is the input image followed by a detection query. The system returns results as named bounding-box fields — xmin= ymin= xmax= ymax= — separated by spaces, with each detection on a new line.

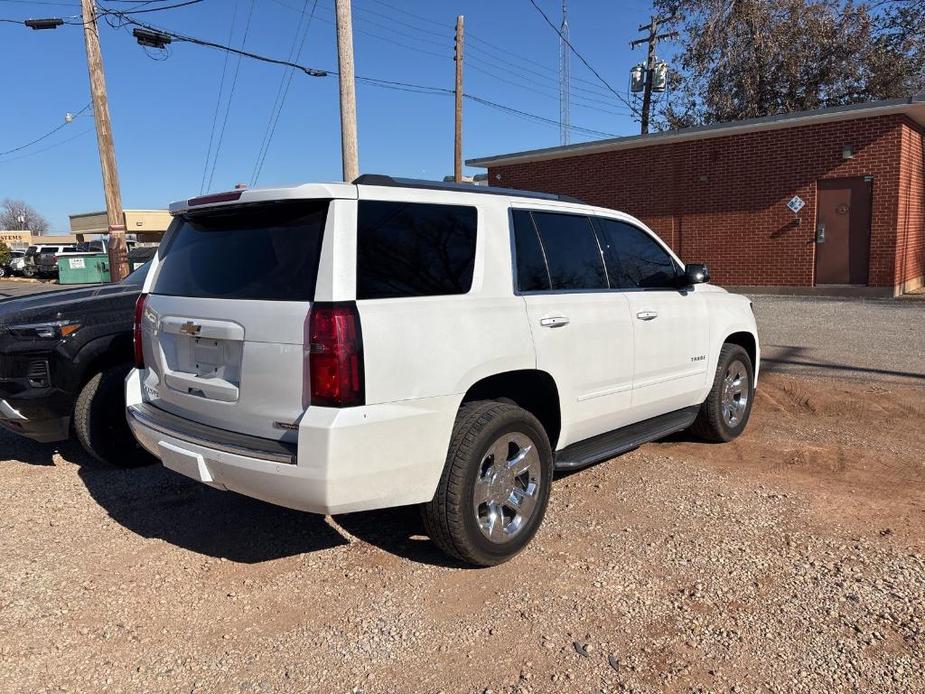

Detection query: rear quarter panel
xmin=353 ymin=192 xmax=534 ymax=404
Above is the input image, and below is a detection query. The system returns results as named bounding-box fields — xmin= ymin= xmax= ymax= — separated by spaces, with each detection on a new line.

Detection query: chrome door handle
xmin=540 ymin=316 xmax=570 ymax=328
xmin=636 ymin=310 xmax=658 ymax=321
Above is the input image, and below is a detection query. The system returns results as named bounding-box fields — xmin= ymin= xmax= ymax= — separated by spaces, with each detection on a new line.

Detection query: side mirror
xmin=684 ymin=263 xmax=710 ymax=285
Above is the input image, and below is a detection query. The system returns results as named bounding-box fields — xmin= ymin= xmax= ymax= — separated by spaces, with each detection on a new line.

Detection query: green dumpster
xmin=57 ymin=253 xmax=111 ymax=284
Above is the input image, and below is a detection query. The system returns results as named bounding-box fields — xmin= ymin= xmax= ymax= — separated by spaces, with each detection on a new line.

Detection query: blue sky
xmin=0 ymin=0 xmax=661 ymax=232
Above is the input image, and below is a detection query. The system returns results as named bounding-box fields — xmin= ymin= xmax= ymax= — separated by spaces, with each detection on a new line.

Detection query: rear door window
xmin=153 ymin=200 xmax=328 ymax=301
xmin=594 ymin=218 xmax=679 ymax=289
xmin=356 ymin=200 xmax=477 ymax=299
xmin=512 ymin=210 xmax=550 ymax=291
xmin=530 ymin=211 xmax=607 ymax=290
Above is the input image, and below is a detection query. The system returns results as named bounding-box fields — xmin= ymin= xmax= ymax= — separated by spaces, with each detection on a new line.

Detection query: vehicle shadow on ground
xmin=3 ymin=430 xmax=456 ymax=565
xmin=760 ymin=345 xmax=925 ymax=382
xmin=334 ymin=506 xmax=467 ymax=569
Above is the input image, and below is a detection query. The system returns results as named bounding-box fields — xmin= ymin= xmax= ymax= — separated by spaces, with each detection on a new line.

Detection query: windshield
xmin=153 ymin=200 xmax=328 ymax=301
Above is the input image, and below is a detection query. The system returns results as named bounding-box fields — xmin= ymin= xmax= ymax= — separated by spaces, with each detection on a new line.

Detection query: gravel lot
xmin=1 ymin=293 xmax=923 ymax=693
xmin=749 ymin=294 xmax=925 ymax=384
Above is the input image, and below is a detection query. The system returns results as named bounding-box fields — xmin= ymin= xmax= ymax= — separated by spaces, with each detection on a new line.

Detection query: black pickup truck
xmin=0 ymin=258 xmax=153 ymax=465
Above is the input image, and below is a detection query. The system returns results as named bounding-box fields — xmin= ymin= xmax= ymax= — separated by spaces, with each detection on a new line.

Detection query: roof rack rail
xmin=352 ymin=174 xmax=585 ymax=205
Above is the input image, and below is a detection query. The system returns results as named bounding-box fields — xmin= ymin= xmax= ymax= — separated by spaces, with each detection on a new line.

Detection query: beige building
xmin=0 ymin=231 xmax=33 ymax=249
xmin=69 ymin=209 xmax=172 ymax=243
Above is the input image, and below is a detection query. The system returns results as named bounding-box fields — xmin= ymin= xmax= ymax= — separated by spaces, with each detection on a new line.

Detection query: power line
xmin=199 ymin=0 xmax=238 ymax=194
xmin=0 ymin=102 xmax=90 ymax=156
xmin=526 ymin=0 xmax=639 ymax=116
xmin=106 ymin=7 xmax=328 ymax=75
xmin=462 ymin=36 xmax=633 ymax=112
xmin=466 ymin=61 xmax=632 ymax=118
xmin=466 ymin=30 xmax=616 ymax=94
xmin=0 ymin=126 xmax=93 ymax=163
xmin=266 ymin=0 xmax=451 ymax=59
xmin=465 ymin=94 xmax=617 ymax=139
xmin=309 ymin=12 xmax=450 ymax=60
xmin=205 ymin=0 xmax=254 ymax=191
xmin=359 ymin=0 xmax=445 ymax=30
xmin=103 ymin=11 xmax=621 ymax=145
xmin=466 ymin=43 xmax=615 ymax=102
xmin=251 ymin=0 xmax=312 ymax=185
xmin=0 ymin=1 xmax=77 ymax=6
xmin=101 ymin=0 xmax=204 ymax=14
xmin=251 ymin=0 xmax=320 ymax=185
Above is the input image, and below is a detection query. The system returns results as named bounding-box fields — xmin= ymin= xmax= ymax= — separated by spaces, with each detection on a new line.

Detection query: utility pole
xmin=335 ymin=0 xmax=359 ymax=182
xmin=630 ymin=16 xmax=677 ymax=135
xmin=80 ymin=0 xmax=129 ymax=281
xmin=454 ymin=15 xmax=464 ymax=183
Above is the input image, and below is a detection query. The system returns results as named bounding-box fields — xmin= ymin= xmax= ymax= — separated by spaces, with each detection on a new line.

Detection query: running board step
xmin=554 ymin=405 xmax=699 ymax=471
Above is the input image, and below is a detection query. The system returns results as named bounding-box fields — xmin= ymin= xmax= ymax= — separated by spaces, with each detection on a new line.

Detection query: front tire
xmin=422 ymin=401 xmax=553 ymax=567
xmin=691 ymin=343 xmax=755 ymax=442
xmin=74 ymin=364 xmax=155 ymax=467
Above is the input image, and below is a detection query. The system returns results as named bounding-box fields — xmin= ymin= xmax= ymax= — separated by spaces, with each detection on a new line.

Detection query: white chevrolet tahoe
xmin=126 ymin=175 xmax=759 ymax=566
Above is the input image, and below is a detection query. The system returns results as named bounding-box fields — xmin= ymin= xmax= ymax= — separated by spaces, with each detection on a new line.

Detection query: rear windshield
xmin=153 ymin=200 xmax=328 ymax=301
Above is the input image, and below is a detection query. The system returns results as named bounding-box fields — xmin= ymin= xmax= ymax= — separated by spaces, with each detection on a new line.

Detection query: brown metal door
xmin=815 ymin=178 xmax=871 ymax=285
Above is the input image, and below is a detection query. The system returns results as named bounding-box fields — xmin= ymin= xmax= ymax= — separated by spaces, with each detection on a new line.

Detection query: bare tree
xmin=0 ymin=199 xmax=50 ymax=234
xmin=653 ymin=0 xmax=925 ymax=129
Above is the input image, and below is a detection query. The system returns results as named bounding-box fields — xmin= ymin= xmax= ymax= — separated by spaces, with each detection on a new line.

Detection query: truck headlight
xmin=9 ymin=320 xmax=81 ymax=339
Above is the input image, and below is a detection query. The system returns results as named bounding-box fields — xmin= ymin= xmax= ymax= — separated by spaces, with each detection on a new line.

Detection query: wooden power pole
xmin=630 ymin=16 xmax=677 ymax=135
xmin=454 ymin=15 xmax=464 ymax=183
xmin=80 ymin=0 xmax=128 ymax=282
xmin=335 ymin=0 xmax=359 ymax=182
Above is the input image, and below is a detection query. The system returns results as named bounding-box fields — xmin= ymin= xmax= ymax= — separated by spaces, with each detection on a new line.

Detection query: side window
xmin=594 ymin=218 xmax=679 ymax=289
xmin=356 ymin=200 xmax=477 ymax=299
xmin=511 ymin=210 xmax=550 ymax=291
xmin=530 ymin=212 xmax=607 ymax=290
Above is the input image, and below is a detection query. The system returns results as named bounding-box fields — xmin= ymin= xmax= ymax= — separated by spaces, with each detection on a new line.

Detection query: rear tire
xmin=74 ymin=364 xmax=155 ymax=467
xmin=422 ymin=401 xmax=553 ymax=567
xmin=691 ymin=343 xmax=754 ymax=442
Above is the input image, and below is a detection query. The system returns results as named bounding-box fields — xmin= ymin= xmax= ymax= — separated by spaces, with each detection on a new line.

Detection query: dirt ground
xmin=1 ymin=369 xmax=923 ymax=694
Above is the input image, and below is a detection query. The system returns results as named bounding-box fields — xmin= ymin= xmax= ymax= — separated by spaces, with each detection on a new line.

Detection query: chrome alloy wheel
xmin=721 ymin=359 xmax=749 ymax=427
xmin=473 ymin=433 xmax=541 ymax=543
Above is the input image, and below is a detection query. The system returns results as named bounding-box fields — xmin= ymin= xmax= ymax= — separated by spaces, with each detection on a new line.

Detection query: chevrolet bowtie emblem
xmin=179 ymin=321 xmax=202 ymax=336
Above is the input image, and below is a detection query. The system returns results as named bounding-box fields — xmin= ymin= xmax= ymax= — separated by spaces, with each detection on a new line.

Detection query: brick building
xmin=468 ymin=96 xmax=925 ymax=296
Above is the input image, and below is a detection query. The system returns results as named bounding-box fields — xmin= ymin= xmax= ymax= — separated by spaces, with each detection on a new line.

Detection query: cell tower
xmin=559 ymin=0 xmax=570 ymax=146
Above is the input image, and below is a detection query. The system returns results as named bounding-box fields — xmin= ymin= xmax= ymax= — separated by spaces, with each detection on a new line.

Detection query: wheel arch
xmin=461 ymin=369 xmax=562 ymax=449
xmin=68 ymin=333 xmax=134 ymax=391
xmin=723 ymin=330 xmax=758 ymax=374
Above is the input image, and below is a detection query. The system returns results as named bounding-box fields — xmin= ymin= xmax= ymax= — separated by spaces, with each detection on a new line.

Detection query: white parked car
xmin=127 ymin=176 xmax=759 ymax=566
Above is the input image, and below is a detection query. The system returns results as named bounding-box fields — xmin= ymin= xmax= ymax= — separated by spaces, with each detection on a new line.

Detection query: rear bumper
xmin=125 ymin=369 xmax=460 ymax=515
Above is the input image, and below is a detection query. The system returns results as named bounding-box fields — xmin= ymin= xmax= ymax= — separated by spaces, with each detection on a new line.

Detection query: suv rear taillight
xmin=133 ymin=293 xmax=148 ymax=369
xmin=304 ymin=302 xmax=364 ymax=408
